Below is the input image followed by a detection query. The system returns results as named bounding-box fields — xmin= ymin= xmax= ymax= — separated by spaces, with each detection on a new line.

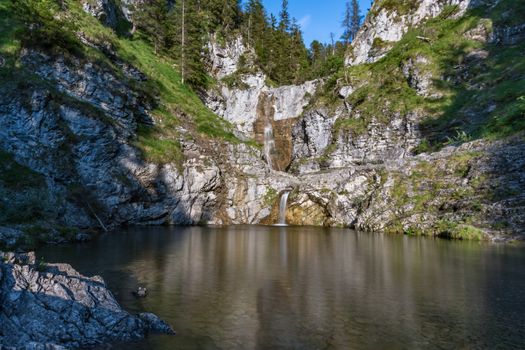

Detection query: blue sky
xmin=250 ymin=0 xmax=373 ymax=46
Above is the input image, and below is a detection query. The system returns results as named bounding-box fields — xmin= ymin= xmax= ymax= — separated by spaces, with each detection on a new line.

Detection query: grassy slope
xmin=67 ymin=0 xmax=246 ymax=162
xmin=1 ymin=0 xmax=244 ymax=165
xmin=320 ymin=0 xmax=524 ymax=150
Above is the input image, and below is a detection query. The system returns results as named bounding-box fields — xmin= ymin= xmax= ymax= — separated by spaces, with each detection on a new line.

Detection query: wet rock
xmin=133 ymin=286 xmax=147 ymax=297
xmin=0 ymin=252 xmax=174 ymax=349
xmin=75 ymin=233 xmax=92 ymax=242
xmin=0 ymin=227 xmax=23 ymax=248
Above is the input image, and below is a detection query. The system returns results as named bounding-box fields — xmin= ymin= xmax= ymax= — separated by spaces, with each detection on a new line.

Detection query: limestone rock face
xmin=345 ymin=0 xmax=488 ymax=66
xmin=81 ymin=0 xmax=143 ymax=28
xmin=0 ymin=49 xmax=242 ymax=232
xmin=207 ymin=36 xmax=247 ymax=79
xmin=205 ymin=74 xmax=318 ymax=136
xmin=0 ymin=252 xmax=174 ymax=349
xmin=290 ymin=107 xmax=421 ymax=173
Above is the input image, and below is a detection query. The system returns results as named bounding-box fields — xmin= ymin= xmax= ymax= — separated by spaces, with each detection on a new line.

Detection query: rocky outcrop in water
xmin=0 ymin=251 xmax=174 ymax=349
xmin=286 ymin=135 xmax=525 ymax=240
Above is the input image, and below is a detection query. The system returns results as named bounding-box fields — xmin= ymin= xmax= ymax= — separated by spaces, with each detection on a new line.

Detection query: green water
xmin=39 ymin=226 xmax=525 ymax=349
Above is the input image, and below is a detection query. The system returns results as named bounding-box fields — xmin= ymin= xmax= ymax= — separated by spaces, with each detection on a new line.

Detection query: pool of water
xmin=39 ymin=226 xmax=525 ymax=349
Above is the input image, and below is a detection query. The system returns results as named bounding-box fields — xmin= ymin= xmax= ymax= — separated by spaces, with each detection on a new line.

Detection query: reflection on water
xmin=39 ymin=226 xmax=525 ymax=349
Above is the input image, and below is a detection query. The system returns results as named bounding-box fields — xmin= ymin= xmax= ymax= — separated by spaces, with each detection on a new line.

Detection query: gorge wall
xmin=0 ymin=0 xmax=524 ymax=248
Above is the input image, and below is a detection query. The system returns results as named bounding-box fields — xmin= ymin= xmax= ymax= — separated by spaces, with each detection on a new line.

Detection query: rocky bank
xmin=0 ymin=251 xmax=174 ymax=349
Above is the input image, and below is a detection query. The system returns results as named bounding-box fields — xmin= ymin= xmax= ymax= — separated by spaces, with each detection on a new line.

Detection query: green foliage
xmin=262 ymin=187 xmax=278 ymax=206
xmin=134 ymin=125 xmax=184 ymax=167
xmin=0 ymin=151 xmax=45 ymax=190
xmin=438 ymin=222 xmax=488 ymax=241
xmin=242 ymin=0 xmax=311 ymax=85
xmin=0 ymin=151 xmax=53 ymax=225
xmin=10 ymin=0 xmax=81 ymax=55
xmin=334 ymin=117 xmax=367 ymax=135
xmin=372 ymin=0 xmax=419 ymax=16
xmin=132 ymin=0 xmax=176 ymax=54
xmin=35 ymin=257 xmax=47 ymax=271
xmin=341 ymin=0 xmax=362 ymax=44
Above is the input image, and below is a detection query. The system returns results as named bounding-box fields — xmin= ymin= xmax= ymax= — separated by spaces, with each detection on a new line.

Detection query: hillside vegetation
xmin=322 ymin=0 xmax=525 ymax=151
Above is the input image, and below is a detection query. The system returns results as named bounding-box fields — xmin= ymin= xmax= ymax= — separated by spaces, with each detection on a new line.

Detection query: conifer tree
xmin=134 ymin=0 xmax=175 ymax=54
xmin=350 ymin=0 xmax=362 ymax=42
xmin=278 ymin=0 xmax=290 ymax=32
xmin=244 ymin=0 xmax=266 ymax=45
xmin=341 ymin=0 xmax=361 ymax=44
xmin=172 ymin=0 xmax=207 ymax=88
xmin=341 ymin=1 xmax=352 ymax=45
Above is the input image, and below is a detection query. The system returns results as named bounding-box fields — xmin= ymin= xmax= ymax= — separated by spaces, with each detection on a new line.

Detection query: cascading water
xmin=278 ymin=191 xmax=290 ymax=226
xmin=263 ymin=124 xmax=276 ymax=169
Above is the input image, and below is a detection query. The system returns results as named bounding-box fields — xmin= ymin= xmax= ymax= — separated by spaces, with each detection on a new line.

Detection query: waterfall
xmin=278 ymin=191 xmax=290 ymax=226
xmin=263 ymin=124 xmax=276 ymax=169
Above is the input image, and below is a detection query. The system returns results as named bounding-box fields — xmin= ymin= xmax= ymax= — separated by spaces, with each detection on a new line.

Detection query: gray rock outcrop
xmin=345 ymin=0 xmax=491 ymax=66
xmin=205 ymin=38 xmax=318 ymax=136
xmin=0 ymin=252 xmax=174 ymax=349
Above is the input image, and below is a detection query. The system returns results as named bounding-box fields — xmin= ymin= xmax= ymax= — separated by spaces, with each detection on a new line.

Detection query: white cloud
xmin=298 ymin=15 xmax=311 ymax=29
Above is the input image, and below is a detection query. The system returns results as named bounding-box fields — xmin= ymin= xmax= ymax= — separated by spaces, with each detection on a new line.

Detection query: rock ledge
xmin=0 ymin=252 xmax=174 ymax=349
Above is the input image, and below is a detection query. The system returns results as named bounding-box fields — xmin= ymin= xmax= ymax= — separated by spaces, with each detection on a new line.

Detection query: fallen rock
xmin=0 ymin=252 xmax=174 ymax=349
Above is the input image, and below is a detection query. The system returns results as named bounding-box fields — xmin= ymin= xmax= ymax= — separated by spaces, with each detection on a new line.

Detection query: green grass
xmin=438 ymin=222 xmax=488 ymax=241
xmin=372 ymin=0 xmax=420 ymax=16
xmin=0 ymin=0 xmax=22 ymax=77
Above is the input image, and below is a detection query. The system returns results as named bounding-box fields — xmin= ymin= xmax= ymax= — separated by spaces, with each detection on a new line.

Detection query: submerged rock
xmin=0 ymin=252 xmax=174 ymax=349
xmin=133 ymin=286 xmax=148 ymax=298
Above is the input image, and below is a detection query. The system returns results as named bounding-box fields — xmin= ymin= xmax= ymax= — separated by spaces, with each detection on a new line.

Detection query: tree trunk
xmin=181 ymin=0 xmax=185 ymax=84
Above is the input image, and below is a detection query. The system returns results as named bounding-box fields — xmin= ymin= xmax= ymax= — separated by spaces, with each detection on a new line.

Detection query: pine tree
xmin=134 ymin=0 xmax=175 ymax=54
xmin=278 ymin=0 xmax=290 ymax=32
xmin=341 ymin=1 xmax=352 ymax=45
xmin=244 ymin=0 xmax=266 ymax=45
xmin=341 ymin=0 xmax=362 ymax=44
xmin=171 ymin=0 xmax=208 ymax=88
xmin=350 ymin=0 xmax=362 ymax=42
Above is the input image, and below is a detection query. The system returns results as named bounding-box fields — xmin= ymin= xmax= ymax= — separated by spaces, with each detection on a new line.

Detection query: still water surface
xmin=39 ymin=226 xmax=525 ymax=349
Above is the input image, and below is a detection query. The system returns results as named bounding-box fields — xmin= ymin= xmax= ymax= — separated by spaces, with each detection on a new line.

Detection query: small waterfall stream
xmin=263 ymin=124 xmax=276 ymax=169
xmin=278 ymin=191 xmax=290 ymax=226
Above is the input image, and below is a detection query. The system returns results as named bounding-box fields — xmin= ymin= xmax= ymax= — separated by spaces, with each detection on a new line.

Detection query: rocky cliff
xmin=0 ymin=0 xmax=523 ymax=250
xmin=202 ymin=0 xmax=525 ymax=240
